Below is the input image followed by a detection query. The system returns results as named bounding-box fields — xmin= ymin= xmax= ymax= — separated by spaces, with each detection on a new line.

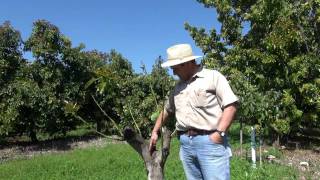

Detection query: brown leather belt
xmin=177 ymin=129 xmax=215 ymax=137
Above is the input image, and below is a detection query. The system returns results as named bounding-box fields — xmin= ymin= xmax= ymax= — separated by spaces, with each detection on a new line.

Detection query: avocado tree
xmin=82 ymin=54 xmax=175 ymax=179
xmin=8 ymin=20 xmax=96 ymax=141
xmin=0 ymin=21 xmax=25 ymax=138
xmin=186 ymin=0 xmax=320 ymax=143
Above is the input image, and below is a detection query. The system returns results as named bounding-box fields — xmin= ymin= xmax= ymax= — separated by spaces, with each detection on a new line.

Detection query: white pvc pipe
xmin=251 ymin=126 xmax=256 ymax=168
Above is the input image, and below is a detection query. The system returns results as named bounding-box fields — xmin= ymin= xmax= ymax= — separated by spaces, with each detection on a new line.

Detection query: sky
xmin=0 ymin=0 xmax=220 ymax=73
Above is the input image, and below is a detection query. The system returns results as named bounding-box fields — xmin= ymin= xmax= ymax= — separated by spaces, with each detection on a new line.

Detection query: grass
xmin=0 ymin=143 xmax=147 ymax=180
xmin=0 ymin=137 xmax=299 ymax=180
xmin=0 ymin=122 xmax=300 ymax=179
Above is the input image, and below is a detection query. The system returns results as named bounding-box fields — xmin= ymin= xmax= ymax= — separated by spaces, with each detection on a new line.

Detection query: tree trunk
xmin=96 ymin=119 xmax=102 ymax=133
xmin=29 ymin=119 xmax=38 ymax=143
xmin=30 ymin=129 xmax=38 ymax=143
xmin=272 ymin=134 xmax=280 ymax=147
xmin=123 ymin=126 xmax=172 ymax=180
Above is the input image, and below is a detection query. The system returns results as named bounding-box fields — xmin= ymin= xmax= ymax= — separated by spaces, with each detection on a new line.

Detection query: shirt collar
xmin=181 ymin=65 xmax=204 ymax=84
xmin=193 ymin=65 xmax=205 ymax=79
xmin=177 ymin=65 xmax=205 ymax=85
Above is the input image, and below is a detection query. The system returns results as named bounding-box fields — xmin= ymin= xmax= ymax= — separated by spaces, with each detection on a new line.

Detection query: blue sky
xmin=1 ymin=0 xmax=220 ymax=73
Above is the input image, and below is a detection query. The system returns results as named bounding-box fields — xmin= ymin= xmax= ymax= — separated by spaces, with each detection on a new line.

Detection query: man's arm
xmin=210 ymin=103 xmax=237 ymax=143
xmin=217 ymin=103 xmax=237 ymax=132
xmin=149 ymin=110 xmax=169 ymax=151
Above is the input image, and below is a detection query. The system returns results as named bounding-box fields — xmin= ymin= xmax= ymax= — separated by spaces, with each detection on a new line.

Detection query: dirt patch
xmin=233 ymin=145 xmax=320 ymax=179
xmin=0 ymin=135 xmax=124 ymax=163
xmin=281 ymin=148 xmax=320 ymax=179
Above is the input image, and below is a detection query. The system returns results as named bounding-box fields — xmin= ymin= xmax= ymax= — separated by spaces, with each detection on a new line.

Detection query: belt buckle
xmin=187 ymin=130 xmax=191 ymax=136
xmin=187 ymin=129 xmax=197 ymax=136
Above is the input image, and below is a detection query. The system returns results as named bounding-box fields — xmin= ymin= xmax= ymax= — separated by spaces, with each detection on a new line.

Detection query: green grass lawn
xmin=0 ymin=137 xmax=298 ymax=180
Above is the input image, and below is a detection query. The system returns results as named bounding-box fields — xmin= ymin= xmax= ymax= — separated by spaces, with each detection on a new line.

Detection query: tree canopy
xmin=0 ymin=20 xmax=174 ymax=141
xmin=1 ymin=1 xmax=319 ymax=143
xmin=185 ymin=0 xmax=320 ymax=141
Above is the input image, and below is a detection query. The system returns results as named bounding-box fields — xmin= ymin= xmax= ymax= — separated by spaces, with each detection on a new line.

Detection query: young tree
xmin=82 ymin=54 xmax=175 ymax=179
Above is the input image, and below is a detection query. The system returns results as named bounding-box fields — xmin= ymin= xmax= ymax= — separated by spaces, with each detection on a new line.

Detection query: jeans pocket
xmin=208 ymin=134 xmax=223 ymax=145
xmin=203 ymin=136 xmax=226 ymax=157
xmin=179 ymin=134 xmax=187 ymax=145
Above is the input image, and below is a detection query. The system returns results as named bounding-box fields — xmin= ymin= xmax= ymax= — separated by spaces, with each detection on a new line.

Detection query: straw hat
xmin=161 ymin=44 xmax=202 ymax=67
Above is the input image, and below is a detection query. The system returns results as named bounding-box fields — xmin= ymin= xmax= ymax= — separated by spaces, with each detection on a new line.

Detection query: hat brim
xmin=161 ymin=56 xmax=202 ymax=68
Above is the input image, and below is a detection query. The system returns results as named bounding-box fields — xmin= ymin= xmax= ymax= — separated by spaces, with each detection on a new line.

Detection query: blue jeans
xmin=179 ymin=134 xmax=232 ymax=180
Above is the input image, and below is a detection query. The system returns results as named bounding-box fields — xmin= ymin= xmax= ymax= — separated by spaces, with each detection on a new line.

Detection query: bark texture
xmin=123 ymin=126 xmax=172 ymax=180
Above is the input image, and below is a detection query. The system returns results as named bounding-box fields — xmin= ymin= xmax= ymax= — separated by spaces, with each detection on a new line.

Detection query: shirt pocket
xmin=174 ymin=92 xmax=185 ymax=111
xmin=191 ymin=89 xmax=208 ymax=108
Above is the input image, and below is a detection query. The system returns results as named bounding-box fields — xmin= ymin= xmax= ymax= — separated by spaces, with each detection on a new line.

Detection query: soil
xmin=0 ymin=135 xmax=123 ymax=163
xmin=281 ymin=148 xmax=320 ymax=179
xmin=233 ymin=145 xmax=320 ymax=179
xmin=0 ymin=136 xmax=319 ymax=179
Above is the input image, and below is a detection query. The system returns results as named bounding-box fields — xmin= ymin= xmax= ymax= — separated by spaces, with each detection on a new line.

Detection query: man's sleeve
xmin=213 ymin=70 xmax=239 ymax=108
xmin=164 ymin=91 xmax=175 ymax=115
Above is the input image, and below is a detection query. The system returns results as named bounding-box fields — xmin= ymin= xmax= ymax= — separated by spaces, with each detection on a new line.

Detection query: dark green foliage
xmin=1 ymin=20 xmax=100 ymax=141
xmin=0 ymin=21 xmax=25 ymax=138
xmin=84 ymin=54 xmax=174 ymax=137
xmin=0 ymin=19 xmax=174 ymax=141
xmin=186 ymin=0 xmax=320 ymax=141
xmin=0 ymin=21 xmax=23 ymax=86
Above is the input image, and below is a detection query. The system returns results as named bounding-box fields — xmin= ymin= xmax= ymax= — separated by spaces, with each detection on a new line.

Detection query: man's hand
xmin=149 ymin=131 xmax=158 ymax=155
xmin=209 ymin=131 xmax=223 ymax=144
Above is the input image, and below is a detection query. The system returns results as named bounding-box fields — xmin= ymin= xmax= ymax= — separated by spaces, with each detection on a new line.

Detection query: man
xmin=149 ymin=44 xmax=238 ymax=180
